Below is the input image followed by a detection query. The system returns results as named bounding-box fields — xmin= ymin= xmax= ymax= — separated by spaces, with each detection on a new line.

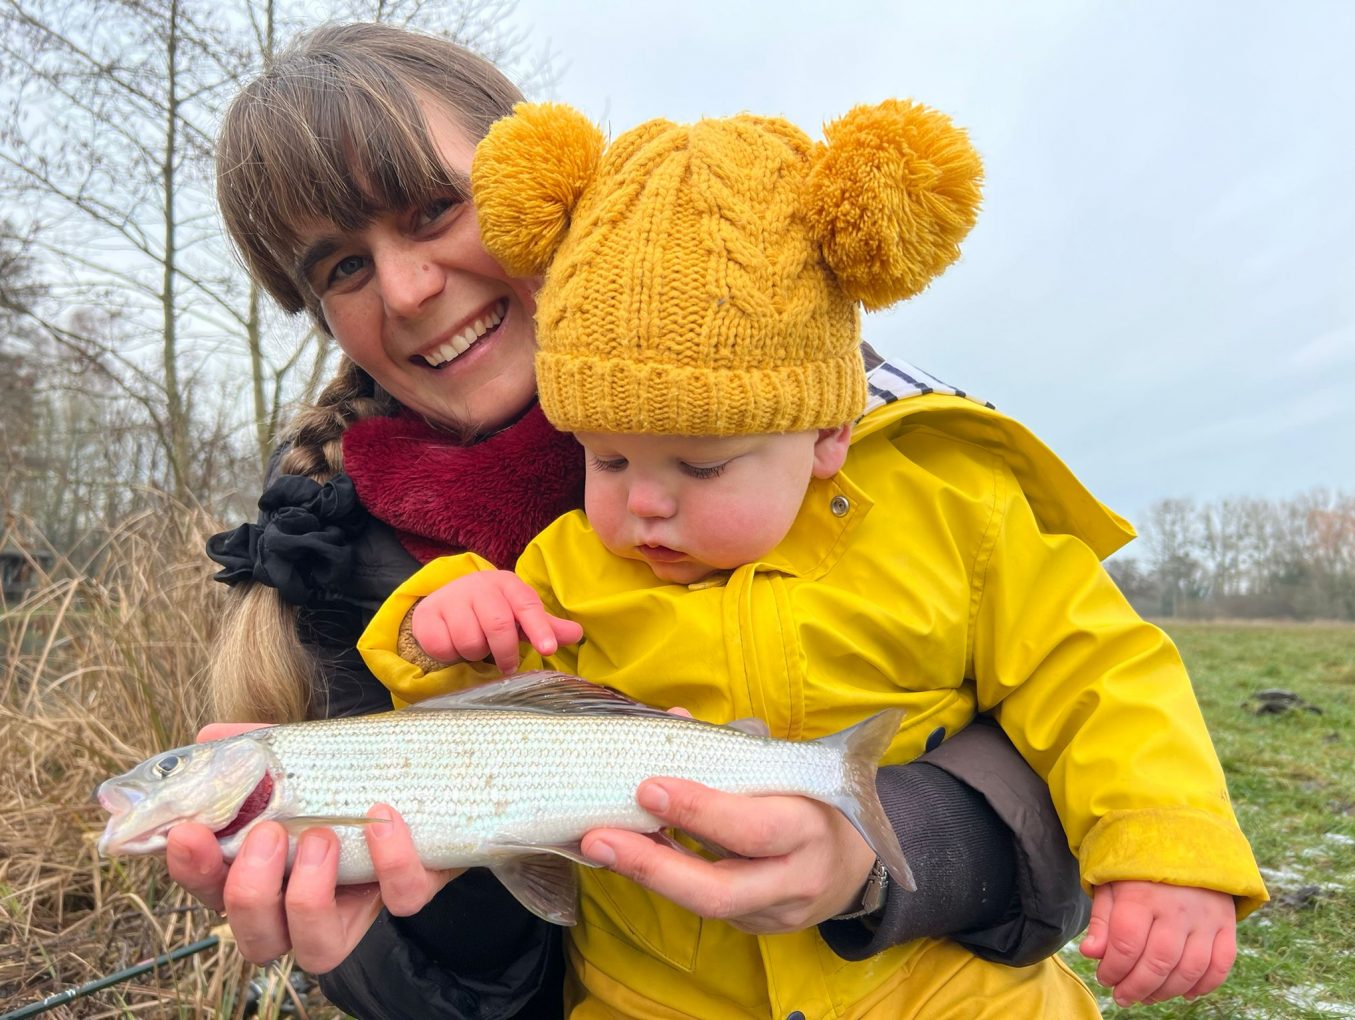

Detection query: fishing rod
xmin=0 ymin=935 xmax=219 ymax=1020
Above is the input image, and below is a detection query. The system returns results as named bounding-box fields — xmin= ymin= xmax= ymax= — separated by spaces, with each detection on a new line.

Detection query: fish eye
xmin=152 ymin=754 xmax=183 ymax=778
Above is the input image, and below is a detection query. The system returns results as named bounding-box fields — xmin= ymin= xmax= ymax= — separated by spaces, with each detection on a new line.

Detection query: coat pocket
xmin=576 ymin=867 xmax=703 ymax=973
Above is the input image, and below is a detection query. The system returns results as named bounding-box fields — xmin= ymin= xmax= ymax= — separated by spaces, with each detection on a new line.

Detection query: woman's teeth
xmin=420 ymin=301 xmax=506 ymax=367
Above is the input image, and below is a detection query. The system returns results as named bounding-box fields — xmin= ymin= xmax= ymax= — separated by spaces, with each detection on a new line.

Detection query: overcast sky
xmin=509 ymin=0 xmax=1353 ymax=523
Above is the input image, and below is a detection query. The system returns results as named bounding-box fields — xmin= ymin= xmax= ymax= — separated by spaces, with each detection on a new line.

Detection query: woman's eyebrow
xmin=296 ymin=238 xmax=340 ymax=285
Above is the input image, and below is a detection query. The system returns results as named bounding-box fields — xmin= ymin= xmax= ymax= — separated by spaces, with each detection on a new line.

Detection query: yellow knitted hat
xmin=472 ymin=100 xmax=983 ymax=436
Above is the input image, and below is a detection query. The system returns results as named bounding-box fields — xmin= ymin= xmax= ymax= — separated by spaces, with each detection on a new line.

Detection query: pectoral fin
xmin=725 ymin=716 xmax=770 ymax=738
xmin=490 ymin=851 xmax=582 ymax=926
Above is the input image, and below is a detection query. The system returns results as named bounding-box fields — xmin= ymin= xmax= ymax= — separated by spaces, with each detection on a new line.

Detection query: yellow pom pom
xmin=806 ymin=99 xmax=983 ymax=310
xmin=472 ymin=102 xmax=605 ymax=277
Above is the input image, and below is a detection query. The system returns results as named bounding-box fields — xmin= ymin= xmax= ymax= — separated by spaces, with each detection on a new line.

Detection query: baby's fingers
xmin=1079 ymin=884 xmax=1114 ymax=961
xmin=1182 ymin=927 xmax=1237 ymax=1001
xmin=511 ymin=599 xmax=582 ymax=658
xmin=1108 ymin=922 xmax=1187 ymax=1007
xmin=1091 ymin=894 xmax=1152 ymax=988
xmin=470 ymin=589 xmax=526 ymax=672
xmin=409 ymin=598 xmax=461 ymax=663
xmin=1140 ymin=929 xmax=1217 ymax=1004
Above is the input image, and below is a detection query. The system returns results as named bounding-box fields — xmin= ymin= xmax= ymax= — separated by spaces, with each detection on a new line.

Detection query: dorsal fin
xmin=404 ymin=671 xmax=677 ymax=719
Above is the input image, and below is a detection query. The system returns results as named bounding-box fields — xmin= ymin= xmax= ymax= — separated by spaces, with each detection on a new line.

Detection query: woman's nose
xmin=376 ymin=243 xmax=443 ymax=318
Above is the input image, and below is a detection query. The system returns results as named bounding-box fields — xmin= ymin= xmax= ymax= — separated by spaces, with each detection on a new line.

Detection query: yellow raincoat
xmin=360 ymin=394 xmax=1266 ymax=1020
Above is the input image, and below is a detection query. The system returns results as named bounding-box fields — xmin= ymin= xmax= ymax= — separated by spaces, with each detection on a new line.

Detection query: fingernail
xmin=167 ymin=843 xmax=192 ymax=871
xmin=244 ymin=825 xmax=280 ymax=859
xmin=587 ymin=840 xmax=616 ymax=867
xmin=298 ymin=833 xmax=330 ymax=867
xmin=637 ymin=783 xmax=669 ymax=813
xmin=368 ymin=805 xmax=395 ymax=839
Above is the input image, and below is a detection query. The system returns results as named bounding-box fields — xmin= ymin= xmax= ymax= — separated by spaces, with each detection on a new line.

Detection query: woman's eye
xmin=682 ymin=462 xmax=727 ymax=479
xmin=589 ymin=456 xmax=627 ymax=473
xmin=328 ymin=254 xmax=367 ymax=285
xmin=415 ymin=198 xmax=457 ymax=229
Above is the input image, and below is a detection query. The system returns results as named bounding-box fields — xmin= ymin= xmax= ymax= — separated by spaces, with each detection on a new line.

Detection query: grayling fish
xmin=96 ymin=672 xmax=912 ymax=924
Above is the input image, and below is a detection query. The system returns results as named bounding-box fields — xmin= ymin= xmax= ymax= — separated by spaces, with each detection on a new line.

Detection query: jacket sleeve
xmin=317 ymin=870 xmax=564 ymax=1020
xmin=971 ymin=459 xmax=1267 ymax=914
xmin=820 ymin=717 xmax=1090 ymax=966
xmin=356 ymin=552 xmax=505 ymax=704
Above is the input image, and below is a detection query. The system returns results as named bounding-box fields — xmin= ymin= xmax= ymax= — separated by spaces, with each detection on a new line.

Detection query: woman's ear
xmin=811 ymin=423 xmax=853 ymax=479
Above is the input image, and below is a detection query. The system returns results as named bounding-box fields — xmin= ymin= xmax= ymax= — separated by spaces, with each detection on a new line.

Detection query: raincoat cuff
xmin=357 ymin=553 xmax=497 ymax=706
xmin=1079 ymin=807 xmax=1269 ymax=917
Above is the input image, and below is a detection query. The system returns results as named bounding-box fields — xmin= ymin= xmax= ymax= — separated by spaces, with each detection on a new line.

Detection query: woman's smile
xmin=413 ymin=297 xmax=509 ymax=369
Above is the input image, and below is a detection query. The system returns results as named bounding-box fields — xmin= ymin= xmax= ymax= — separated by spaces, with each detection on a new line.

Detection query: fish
xmin=95 ymin=671 xmax=913 ymax=925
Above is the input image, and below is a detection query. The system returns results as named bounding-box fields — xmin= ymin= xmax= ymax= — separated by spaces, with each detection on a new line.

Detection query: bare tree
xmin=1140 ymin=498 xmax=1206 ymax=616
xmin=1123 ymin=491 xmax=1355 ymax=621
xmin=0 ymin=0 xmax=559 ymax=537
xmin=1 ymin=0 xmax=257 ymax=505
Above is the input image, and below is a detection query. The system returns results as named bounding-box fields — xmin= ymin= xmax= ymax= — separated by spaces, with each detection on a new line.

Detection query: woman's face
xmin=295 ymin=104 xmax=538 ymax=435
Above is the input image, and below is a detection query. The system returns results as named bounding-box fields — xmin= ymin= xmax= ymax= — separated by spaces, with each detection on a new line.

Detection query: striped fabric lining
xmin=862 ymin=358 xmax=995 ymax=416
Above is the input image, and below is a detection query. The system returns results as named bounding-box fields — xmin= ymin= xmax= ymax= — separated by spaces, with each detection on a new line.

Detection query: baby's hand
xmin=1080 ymin=881 xmax=1237 ymax=1006
xmin=410 ymin=569 xmax=582 ymax=673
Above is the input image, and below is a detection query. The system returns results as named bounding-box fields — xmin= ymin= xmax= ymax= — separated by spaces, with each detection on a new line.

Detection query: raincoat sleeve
xmin=357 ymin=551 xmax=512 ymax=704
xmin=971 ymin=459 xmax=1267 ymax=915
xmin=822 ymin=717 xmax=1091 ymax=966
xmin=357 ymin=540 xmax=583 ymax=704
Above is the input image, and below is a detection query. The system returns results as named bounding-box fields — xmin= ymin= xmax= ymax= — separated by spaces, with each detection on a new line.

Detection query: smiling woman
xmin=166 ymin=19 xmax=1098 ymax=1020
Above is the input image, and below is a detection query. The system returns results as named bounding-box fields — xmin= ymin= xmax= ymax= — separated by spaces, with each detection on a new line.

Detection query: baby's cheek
xmin=698 ymin=505 xmax=788 ymax=565
xmin=583 ymin=485 xmax=626 ymax=549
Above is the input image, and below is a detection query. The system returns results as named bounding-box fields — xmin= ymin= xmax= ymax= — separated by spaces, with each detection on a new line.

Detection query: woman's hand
xmin=166 ymin=724 xmax=461 ymax=972
xmin=579 ymin=777 xmax=878 ymax=934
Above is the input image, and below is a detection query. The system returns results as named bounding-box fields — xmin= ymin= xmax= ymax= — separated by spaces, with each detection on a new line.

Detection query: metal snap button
xmin=829 ymin=495 xmax=850 ymax=517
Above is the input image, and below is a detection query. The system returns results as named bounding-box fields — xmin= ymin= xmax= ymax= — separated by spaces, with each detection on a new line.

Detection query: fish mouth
xmin=213 ymin=773 xmax=275 ymax=840
xmin=96 ymin=772 xmax=275 ymax=855
xmin=96 ymin=781 xmax=161 ymax=855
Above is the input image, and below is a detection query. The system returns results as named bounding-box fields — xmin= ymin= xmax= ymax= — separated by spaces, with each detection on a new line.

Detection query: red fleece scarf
xmin=341 ymin=403 xmax=586 ymax=568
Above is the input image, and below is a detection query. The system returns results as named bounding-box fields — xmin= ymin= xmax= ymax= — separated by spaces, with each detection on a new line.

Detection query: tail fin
xmin=818 ymin=709 xmax=916 ymax=892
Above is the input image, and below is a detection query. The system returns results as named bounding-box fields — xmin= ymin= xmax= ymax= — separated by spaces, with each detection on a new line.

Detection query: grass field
xmin=1063 ymin=622 xmax=1355 ymax=1018
xmin=2 ymin=527 xmax=1352 ymax=1019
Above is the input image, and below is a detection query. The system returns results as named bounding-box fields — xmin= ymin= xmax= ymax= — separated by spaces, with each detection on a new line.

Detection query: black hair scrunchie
xmin=206 ymin=474 xmax=369 ymax=607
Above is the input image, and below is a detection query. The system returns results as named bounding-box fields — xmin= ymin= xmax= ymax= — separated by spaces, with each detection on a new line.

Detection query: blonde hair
xmin=209 ymin=24 xmax=522 ymax=723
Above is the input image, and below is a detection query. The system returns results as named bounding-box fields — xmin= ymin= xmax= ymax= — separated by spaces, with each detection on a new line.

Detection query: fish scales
xmin=262 ymin=710 xmax=845 ymax=881
xmin=95 ymin=672 xmax=913 ymax=924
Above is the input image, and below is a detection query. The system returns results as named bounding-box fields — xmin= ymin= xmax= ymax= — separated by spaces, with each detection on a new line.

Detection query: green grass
xmin=1062 ymin=621 xmax=1355 ymax=1018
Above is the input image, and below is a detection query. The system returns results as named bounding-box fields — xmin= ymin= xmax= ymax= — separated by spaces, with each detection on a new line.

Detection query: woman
xmin=169 ymin=22 xmax=1090 ymax=1019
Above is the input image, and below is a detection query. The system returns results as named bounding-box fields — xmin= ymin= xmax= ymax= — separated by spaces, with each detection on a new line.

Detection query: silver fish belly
xmin=96 ymin=672 xmax=911 ymax=924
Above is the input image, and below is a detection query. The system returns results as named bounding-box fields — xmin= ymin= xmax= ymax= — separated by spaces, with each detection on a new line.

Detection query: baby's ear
xmin=805 ymin=100 xmax=984 ymax=311
xmin=811 ymin=424 xmax=853 ymax=479
xmin=472 ymin=101 xmax=605 ymax=277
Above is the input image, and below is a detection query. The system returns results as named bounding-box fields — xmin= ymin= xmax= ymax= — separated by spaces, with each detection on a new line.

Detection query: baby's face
xmin=575 ymin=428 xmax=844 ymax=585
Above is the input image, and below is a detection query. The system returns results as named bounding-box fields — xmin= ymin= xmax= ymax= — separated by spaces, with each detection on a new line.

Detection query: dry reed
xmin=0 ymin=509 xmax=324 ymax=1018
